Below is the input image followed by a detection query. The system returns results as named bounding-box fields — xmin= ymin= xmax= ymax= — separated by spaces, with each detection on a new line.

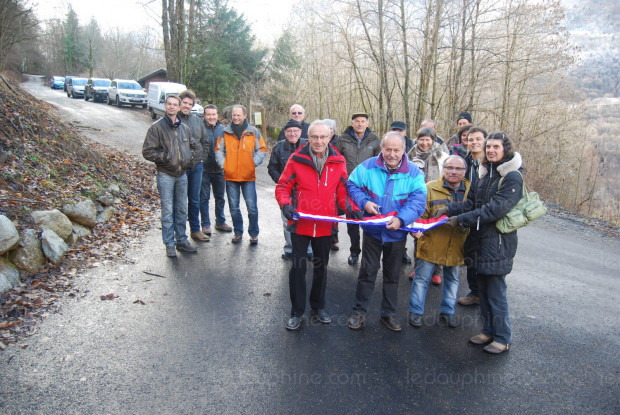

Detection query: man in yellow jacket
xmin=215 ymin=104 xmax=267 ymax=244
xmin=408 ymin=155 xmax=470 ymax=328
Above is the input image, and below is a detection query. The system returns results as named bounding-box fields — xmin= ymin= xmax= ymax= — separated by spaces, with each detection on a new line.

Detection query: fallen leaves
xmin=100 ymin=293 xmax=118 ymax=301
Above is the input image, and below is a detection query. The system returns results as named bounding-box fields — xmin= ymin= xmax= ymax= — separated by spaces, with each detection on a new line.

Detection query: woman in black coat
xmin=438 ymin=132 xmax=523 ymax=354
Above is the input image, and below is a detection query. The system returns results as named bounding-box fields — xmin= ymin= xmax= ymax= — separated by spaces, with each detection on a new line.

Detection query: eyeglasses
xmin=444 ymin=166 xmax=466 ymax=171
xmin=291 ymin=112 xmax=304 ymax=115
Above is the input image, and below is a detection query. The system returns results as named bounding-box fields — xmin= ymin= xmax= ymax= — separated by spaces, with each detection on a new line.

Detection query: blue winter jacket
xmin=347 ymin=154 xmax=427 ymax=242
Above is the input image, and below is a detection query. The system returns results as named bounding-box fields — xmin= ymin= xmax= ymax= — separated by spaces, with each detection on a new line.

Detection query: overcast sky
xmin=34 ymin=0 xmax=293 ymax=44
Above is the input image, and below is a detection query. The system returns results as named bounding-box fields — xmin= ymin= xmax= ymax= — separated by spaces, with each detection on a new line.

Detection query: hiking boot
xmin=232 ymin=234 xmax=242 ymax=243
xmin=310 ymin=309 xmax=332 ymax=324
xmin=285 ymin=316 xmax=302 ymax=331
xmin=191 ymin=231 xmax=210 ymax=242
xmin=347 ymin=313 xmax=366 ymax=330
xmin=408 ymin=312 xmax=422 ymax=327
xmin=431 ymin=274 xmax=442 ymax=285
xmin=201 ymin=226 xmax=212 ymax=236
xmin=458 ymin=293 xmax=480 ymax=306
xmin=439 ymin=313 xmax=459 ymax=328
xmin=176 ymin=241 xmax=197 ymax=253
xmin=215 ymin=223 xmax=233 ymax=232
xmin=166 ymin=245 xmax=177 ymax=258
xmin=250 ymin=235 xmax=258 ymax=245
xmin=380 ymin=315 xmax=402 ymax=332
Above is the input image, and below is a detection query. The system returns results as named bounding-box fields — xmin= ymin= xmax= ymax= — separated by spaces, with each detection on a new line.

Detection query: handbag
xmin=496 ymin=172 xmax=547 ymax=233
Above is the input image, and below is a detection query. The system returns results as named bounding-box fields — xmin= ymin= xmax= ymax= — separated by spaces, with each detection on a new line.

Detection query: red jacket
xmin=275 ymin=143 xmax=357 ymax=237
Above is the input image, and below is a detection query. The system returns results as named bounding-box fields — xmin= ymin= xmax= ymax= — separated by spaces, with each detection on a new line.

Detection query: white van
xmin=146 ymin=82 xmax=204 ymax=119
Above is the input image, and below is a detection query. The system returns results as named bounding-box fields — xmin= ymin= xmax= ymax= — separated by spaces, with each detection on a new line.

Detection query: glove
xmin=433 ymin=206 xmax=449 ymax=218
xmin=447 ymin=216 xmax=459 ymax=228
xmin=282 ymin=204 xmax=298 ymax=221
xmin=350 ymin=210 xmax=364 ymax=220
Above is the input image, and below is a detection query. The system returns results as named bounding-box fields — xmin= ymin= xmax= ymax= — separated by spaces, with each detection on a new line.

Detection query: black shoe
xmin=285 ymin=316 xmax=302 ymax=331
xmin=307 ymin=254 xmax=314 ymax=262
xmin=281 ymin=252 xmax=292 ymax=260
xmin=166 ymin=245 xmax=177 ymax=258
xmin=348 ymin=253 xmax=359 ymax=265
xmin=402 ymin=252 xmax=412 ymax=264
xmin=380 ymin=315 xmax=402 ymax=332
xmin=347 ymin=313 xmax=366 ymax=330
xmin=176 ymin=241 xmax=197 ymax=253
xmin=310 ymin=309 xmax=331 ymax=324
xmin=408 ymin=312 xmax=422 ymax=327
xmin=440 ymin=313 xmax=459 ymax=328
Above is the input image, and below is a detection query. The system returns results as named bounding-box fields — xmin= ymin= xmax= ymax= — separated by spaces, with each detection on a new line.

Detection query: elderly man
xmin=142 ymin=95 xmax=198 ymax=257
xmin=408 ymin=155 xmax=470 ymax=328
xmin=277 ymin=104 xmax=310 ymax=141
xmin=268 ymin=119 xmax=312 ymax=260
xmin=200 ymin=104 xmax=233 ymax=236
xmin=276 ymin=120 xmax=359 ymax=331
xmin=177 ymin=89 xmax=209 ymax=242
xmin=336 ymin=112 xmax=381 ymax=265
xmin=346 ymin=131 xmax=427 ymax=332
xmin=215 ymin=104 xmax=267 ymax=244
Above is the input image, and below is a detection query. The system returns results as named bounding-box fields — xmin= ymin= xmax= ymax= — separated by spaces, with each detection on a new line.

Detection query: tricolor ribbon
xmin=295 ymin=211 xmax=447 ymax=233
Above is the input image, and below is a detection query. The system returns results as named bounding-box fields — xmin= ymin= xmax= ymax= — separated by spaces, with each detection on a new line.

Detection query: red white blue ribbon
xmin=295 ymin=211 xmax=447 ymax=232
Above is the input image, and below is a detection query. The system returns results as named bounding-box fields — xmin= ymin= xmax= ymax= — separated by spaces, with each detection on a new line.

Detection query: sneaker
xmin=408 ymin=312 xmax=422 ymax=327
xmin=166 ymin=245 xmax=177 ymax=258
xmin=191 ymin=231 xmax=210 ymax=242
xmin=201 ymin=226 xmax=212 ymax=236
xmin=310 ymin=309 xmax=332 ymax=324
xmin=232 ymin=234 xmax=242 ymax=243
xmin=176 ymin=241 xmax=197 ymax=253
xmin=457 ymin=293 xmax=480 ymax=306
xmin=347 ymin=313 xmax=366 ymax=330
xmin=431 ymin=274 xmax=442 ymax=285
xmin=380 ymin=315 xmax=402 ymax=332
xmin=215 ymin=223 xmax=233 ymax=232
xmin=439 ymin=313 xmax=459 ymax=328
xmin=408 ymin=271 xmax=415 ymax=281
xmin=285 ymin=316 xmax=302 ymax=331
xmin=250 ymin=235 xmax=258 ymax=245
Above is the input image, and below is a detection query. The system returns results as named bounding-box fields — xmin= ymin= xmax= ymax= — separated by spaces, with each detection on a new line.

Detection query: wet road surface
xmin=1 ymin=76 xmax=619 ymax=414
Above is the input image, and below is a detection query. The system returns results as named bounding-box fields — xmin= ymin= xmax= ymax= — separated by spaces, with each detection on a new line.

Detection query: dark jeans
xmin=289 ymin=233 xmax=331 ymax=317
xmin=466 ymin=266 xmax=479 ymax=296
xmin=353 ymin=232 xmax=406 ymax=317
xmin=185 ymin=162 xmax=203 ymax=233
xmin=347 ymin=223 xmax=361 ymax=254
xmin=478 ymin=274 xmax=511 ymax=345
xmin=199 ymin=171 xmax=226 ymax=228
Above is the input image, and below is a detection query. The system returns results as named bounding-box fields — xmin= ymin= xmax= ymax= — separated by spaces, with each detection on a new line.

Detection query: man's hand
xmin=386 ymin=217 xmax=401 ymax=230
xmin=364 ymin=201 xmax=380 ymax=215
xmin=447 ymin=216 xmax=459 ymax=228
xmin=410 ymin=231 xmax=423 ymax=239
xmin=433 ymin=206 xmax=449 ymax=218
xmin=282 ymin=204 xmax=298 ymax=221
xmin=350 ymin=210 xmax=364 ymax=220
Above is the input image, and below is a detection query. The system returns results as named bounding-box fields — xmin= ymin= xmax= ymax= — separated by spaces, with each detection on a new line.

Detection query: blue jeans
xmin=478 ymin=274 xmax=511 ymax=344
xmin=185 ymin=162 xmax=203 ymax=233
xmin=200 ymin=171 xmax=226 ymax=227
xmin=226 ymin=181 xmax=258 ymax=236
xmin=409 ymin=259 xmax=459 ymax=315
xmin=156 ymin=171 xmax=189 ymax=246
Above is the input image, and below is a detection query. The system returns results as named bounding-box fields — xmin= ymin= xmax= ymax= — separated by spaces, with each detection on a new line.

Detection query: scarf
xmin=231 ymin=119 xmax=249 ymax=139
xmin=409 ymin=142 xmax=441 ymax=182
xmin=310 ymin=147 xmax=329 ymax=176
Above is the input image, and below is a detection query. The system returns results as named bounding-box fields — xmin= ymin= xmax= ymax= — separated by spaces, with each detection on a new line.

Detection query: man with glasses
xmin=277 ymin=104 xmax=310 ymax=141
xmin=408 ymin=155 xmax=470 ymax=328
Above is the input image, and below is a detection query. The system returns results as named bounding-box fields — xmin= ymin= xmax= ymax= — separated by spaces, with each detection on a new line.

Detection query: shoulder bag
xmin=496 ymin=171 xmax=547 ymax=233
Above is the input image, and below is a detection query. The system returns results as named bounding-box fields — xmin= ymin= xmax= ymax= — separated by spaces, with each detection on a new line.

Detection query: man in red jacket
xmin=276 ymin=120 xmax=361 ymax=331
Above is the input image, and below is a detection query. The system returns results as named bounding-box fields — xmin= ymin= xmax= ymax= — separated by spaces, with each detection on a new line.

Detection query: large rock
xmin=107 ymin=184 xmax=121 ymax=197
xmin=71 ymin=223 xmax=91 ymax=244
xmin=97 ymin=206 xmax=117 ymax=223
xmin=10 ymin=229 xmax=45 ymax=273
xmin=31 ymin=209 xmax=73 ymax=241
xmin=41 ymin=229 xmax=68 ymax=264
xmin=0 ymin=215 xmax=19 ymax=255
xmin=62 ymin=199 xmax=97 ymax=228
xmin=0 ymin=258 xmax=20 ymax=293
xmin=97 ymin=192 xmax=115 ymax=207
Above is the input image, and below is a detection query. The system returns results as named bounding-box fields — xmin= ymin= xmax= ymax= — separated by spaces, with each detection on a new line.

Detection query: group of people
xmin=143 ymin=98 xmax=523 ymax=355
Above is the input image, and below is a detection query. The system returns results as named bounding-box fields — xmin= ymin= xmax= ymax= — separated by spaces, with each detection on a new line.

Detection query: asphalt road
xmin=1 ymin=76 xmax=619 ymax=414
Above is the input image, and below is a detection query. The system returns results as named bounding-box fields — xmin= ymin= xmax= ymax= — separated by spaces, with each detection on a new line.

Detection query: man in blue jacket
xmin=346 ymin=131 xmax=427 ymax=331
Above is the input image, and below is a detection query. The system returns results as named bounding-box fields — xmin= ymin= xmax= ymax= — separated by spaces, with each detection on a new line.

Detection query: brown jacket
xmin=142 ymin=116 xmax=197 ymax=177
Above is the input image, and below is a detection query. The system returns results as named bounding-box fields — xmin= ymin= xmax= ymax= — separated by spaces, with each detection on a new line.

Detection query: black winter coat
xmin=267 ymin=138 xmax=308 ymax=183
xmin=448 ymin=153 xmax=523 ymax=276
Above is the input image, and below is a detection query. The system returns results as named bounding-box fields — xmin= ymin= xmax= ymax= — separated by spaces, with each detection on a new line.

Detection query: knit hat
xmin=457 ymin=111 xmax=472 ymax=124
xmin=390 ymin=121 xmax=406 ymax=131
xmin=283 ymin=118 xmax=303 ymax=131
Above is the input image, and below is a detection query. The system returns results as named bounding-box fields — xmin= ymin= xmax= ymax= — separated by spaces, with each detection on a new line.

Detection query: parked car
xmin=66 ymin=77 xmax=87 ymax=98
xmin=63 ymin=75 xmax=76 ymax=92
xmin=50 ymin=76 xmax=65 ymax=89
xmin=84 ymin=78 xmax=111 ymax=102
xmin=146 ymin=82 xmax=204 ymax=119
xmin=107 ymin=79 xmax=147 ymax=108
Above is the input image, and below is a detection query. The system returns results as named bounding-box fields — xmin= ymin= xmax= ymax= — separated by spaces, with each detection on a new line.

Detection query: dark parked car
xmin=63 ymin=75 xmax=76 ymax=92
xmin=66 ymin=77 xmax=87 ymax=98
xmin=84 ymin=78 xmax=111 ymax=102
xmin=50 ymin=76 xmax=65 ymax=89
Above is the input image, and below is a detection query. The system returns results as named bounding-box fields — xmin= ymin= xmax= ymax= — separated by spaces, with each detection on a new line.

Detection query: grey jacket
xmin=178 ymin=112 xmax=207 ymax=169
xmin=335 ymin=126 xmax=381 ymax=175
